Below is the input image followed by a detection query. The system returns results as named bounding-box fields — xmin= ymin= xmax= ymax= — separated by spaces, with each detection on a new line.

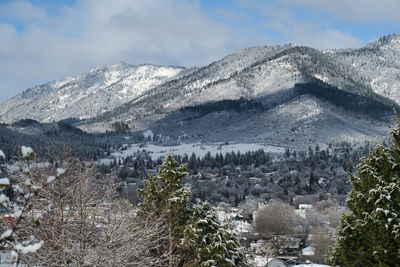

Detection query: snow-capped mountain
xmin=329 ymin=34 xmax=400 ymax=104
xmin=95 ymin=35 xmax=399 ymax=123
xmin=0 ymin=34 xmax=399 ymax=147
xmin=148 ymin=95 xmax=389 ymax=148
xmin=0 ymin=62 xmax=185 ymax=123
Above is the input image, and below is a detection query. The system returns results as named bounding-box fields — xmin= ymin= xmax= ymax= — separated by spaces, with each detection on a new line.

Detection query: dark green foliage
xmin=11 ymin=119 xmax=40 ymax=127
xmin=329 ymin=121 xmax=400 ymax=266
xmin=295 ymin=79 xmax=396 ymax=119
xmin=59 ymin=117 xmax=82 ymax=124
xmin=117 ymin=142 xmax=369 ymax=205
xmin=139 ymin=154 xmax=189 ymax=219
xmin=181 ymin=98 xmax=265 ymax=118
xmin=138 ymin=154 xmax=247 ymax=267
xmin=138 ymin=154 xmax=190 ymax=266
xmin=111 ymin=121 xmax=130 ymax=133
xmin=0 ymin=121 xmax=124 ymax=160
xmin=56 ymin=121 xmax=86 ymax=134
xmin=180 ymin=204 xmax=246 ymax=267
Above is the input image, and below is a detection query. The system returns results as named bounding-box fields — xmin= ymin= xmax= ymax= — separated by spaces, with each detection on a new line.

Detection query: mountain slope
xmin=1 ymin=34 xmax=399 ymax=147
xmin=80 ymin=35 xmax=399 ymax=145
xmin=0 ymin=119 xmax=123 ymax=158
xmin=0 ymin=62 xmax=185 ymax=123
xmin=329 ymin=34 xmax=400 ymax=103
xmin=93 ymin=42 xmax=397 ymax=123
xmin=145 ymin=82 xmax=391 ymax=148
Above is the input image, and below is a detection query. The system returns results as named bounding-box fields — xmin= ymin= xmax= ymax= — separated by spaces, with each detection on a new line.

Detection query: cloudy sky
xmin=0 ymin=0 xmax=398 ymax=101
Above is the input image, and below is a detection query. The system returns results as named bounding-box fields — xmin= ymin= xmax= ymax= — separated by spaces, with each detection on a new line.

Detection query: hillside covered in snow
xmin=0 ymin=34 xmax=399 ymax=147
xmin=0 ymin=63 xmax=185 ymax=123
xmin=89 ymin=34 xmax=399 ymax=123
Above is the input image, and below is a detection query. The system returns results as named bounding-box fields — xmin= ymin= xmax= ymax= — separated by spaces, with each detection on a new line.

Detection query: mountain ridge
xmin=91 ymin=37 xmax=399 ymax=124
xmin=0 ymin=62 xmax=186 ymax=123
xmin=0 ymin=34 xmax=399 ymax=148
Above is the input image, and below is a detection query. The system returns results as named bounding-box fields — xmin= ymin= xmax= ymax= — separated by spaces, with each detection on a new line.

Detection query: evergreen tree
xmin=139 ymin=154 xmax=190 ymax=267
xmin=309 ymin=171 xmax=316 ymax=185
xmin=139 ymin=154 xmax=247 ymax=267
xmin=180 ymin=204 xmax=246 ymax=267
xmin=284 ymin=148 xmax=291 ymax=158
xmin=329 ymin=121 xmax=400 ymax=266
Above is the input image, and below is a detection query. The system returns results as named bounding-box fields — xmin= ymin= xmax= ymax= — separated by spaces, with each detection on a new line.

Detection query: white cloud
xmin=0 ymin=0 xmax=48 ymax=22
xmin=287 ymin=26 xmax=363 ymax=50
xmin=0 ymin=0 xmax=376 ymax=102
xmin=291 ymin=0 xmax=400 ymax=23
xmin=238 ymin=0 xmax=364 ymax=49
xmin=0 ymin=0 xmax=234 ymax=101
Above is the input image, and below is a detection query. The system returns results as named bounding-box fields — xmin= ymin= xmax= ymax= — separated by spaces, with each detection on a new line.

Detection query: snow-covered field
xmin=100 ymin=142 xmax=285 ymax=163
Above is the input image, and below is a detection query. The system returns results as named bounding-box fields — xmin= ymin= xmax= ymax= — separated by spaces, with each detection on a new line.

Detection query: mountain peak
xmin=0 ymin=62 xmax=185 ymax=123
xmin=366 ymin=33 xmax=400 ymax=50
xmin=89 ymin=61 xmax=134 ymax=73
xmin=1 ymin=34 xmax=400 ymax=126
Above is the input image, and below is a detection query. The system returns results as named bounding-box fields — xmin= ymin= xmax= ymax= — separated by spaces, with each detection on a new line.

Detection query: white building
xmin=298 ymin=204 xmax=313 ymax=210
xmin=302 ymin=246 xmax=316 ymax=256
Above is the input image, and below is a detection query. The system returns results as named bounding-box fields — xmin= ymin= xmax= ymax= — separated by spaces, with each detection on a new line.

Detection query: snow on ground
xmin=99 ymin=142 xmax=285 ymax=164
xmin=297 ymin=265 xmax=330 ymax=267
xmin=254 ymin=256 xmax=270 ymax=267
xmin=232 ymin=220 xmax=253 ymax=233
xmin=0 ymin=252 xmax=27 ymax=267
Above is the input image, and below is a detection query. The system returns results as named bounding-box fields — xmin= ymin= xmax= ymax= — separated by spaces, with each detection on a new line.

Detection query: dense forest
xmin=295 ymin=78 xmax=396 ymax=118
xmin=0 ymin=119 xmax=383 ymax=208
xmin=101 ymin=141 xmax=373 ymax=206
xmin=0 ymin=119 xmax=125 ymax=159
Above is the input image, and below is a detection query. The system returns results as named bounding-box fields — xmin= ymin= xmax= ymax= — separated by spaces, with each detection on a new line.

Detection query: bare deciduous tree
xmin=238 ymin=197 xmax=259 ymax=222
xmin=253 ymin=200 xmax=303 ymax=254
xmin=254 ymin=200 xmax=299 ymax=235
xmin=0 ymin=147 xmax=44 ymax=267
xmin=308 ymin=227 xmax=334 ymax=264
xmin=87 ymin=201 xmax=168 ymax=267
xmin=304 ymin=210 xmax=328 ymax=231
xmin=13 ymin=152 xmax=167 ymax=267
xmin=18 ymin=157 xmax=102 ymax=266
xmin=314 ymin=199 xmax=350 ymax=228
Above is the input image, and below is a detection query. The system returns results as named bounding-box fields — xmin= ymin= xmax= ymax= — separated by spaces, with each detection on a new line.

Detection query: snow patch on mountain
xmin=0 ymin=63 xmax=184 ymax=123
xmin=1 ymin=34 xmax=400 ymax=135
xmin=330 ymin=34 xmax=400 ymax=104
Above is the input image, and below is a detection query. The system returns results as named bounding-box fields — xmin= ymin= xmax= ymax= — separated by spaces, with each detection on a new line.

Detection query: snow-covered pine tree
xmin=139 ymin=154 xmax=190 ymax=267
xmin=139 ymin=154 xmax=247 ymax=267
xmin=179 ymin=203 xmax=246 ymax=267
xmin=329 ymin=121 xmax=400 ymax=266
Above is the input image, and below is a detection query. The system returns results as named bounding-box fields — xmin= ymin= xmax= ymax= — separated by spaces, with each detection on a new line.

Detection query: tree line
xmin=105 ymin=142 xmax=371 ymax=206
xmin=0 ymin=149 xmax=247 ymax=266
